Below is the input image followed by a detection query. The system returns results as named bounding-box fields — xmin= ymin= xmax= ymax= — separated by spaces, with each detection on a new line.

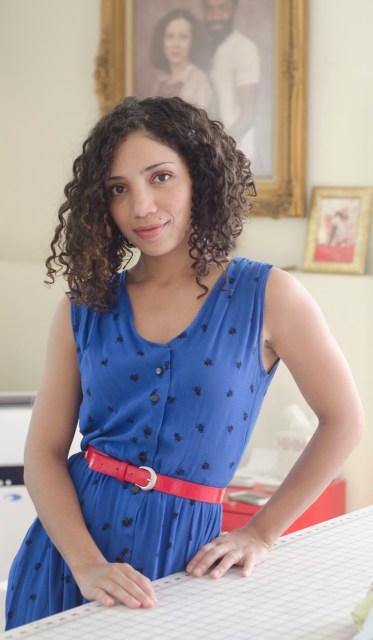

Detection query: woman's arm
xmin=186 ymin=267 xmax=364 ymax=578
xmin=24 ymin=296 xmax=157 ymax=608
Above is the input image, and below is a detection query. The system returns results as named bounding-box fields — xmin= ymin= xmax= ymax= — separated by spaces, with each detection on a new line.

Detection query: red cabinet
xmin=222 ymin=479 xmax=346 ymax=535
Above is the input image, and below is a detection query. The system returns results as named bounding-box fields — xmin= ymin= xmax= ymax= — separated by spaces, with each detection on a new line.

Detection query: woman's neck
xmin=169 ymin=61 xmax=190 ymax=81
xmin=128 ymin=251 xmax=195 ymax=287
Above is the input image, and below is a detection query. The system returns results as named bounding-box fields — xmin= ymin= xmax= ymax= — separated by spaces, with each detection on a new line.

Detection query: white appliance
xmin=0 ymin=394 xmax=36 ymax=629
xmin=0 ymin=393 xmax=81 ymax=629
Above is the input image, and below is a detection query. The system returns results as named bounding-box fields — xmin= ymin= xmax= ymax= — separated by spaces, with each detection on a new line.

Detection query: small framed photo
xmin=303 ymin=187 xmax=373 ymax=274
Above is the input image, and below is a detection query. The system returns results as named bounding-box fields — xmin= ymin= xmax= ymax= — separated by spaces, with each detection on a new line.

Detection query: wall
xmin=0 ymin=0 xmax=372 ymax=510
xmin=0 ymin=0 xmax=101 ymax=263
xmin=0 ymin=261 xmax=64 ymax=390
xmin=0 ymin=0 xmax=100 ymax=387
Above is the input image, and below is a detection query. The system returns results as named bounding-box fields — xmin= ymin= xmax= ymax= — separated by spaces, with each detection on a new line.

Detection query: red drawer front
xmin=222 ymin=479 xmax=346 ymax=535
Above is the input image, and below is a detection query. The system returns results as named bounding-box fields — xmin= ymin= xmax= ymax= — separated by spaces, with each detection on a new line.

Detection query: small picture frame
xmin=303 ymin=187 xmax=373 ymax=274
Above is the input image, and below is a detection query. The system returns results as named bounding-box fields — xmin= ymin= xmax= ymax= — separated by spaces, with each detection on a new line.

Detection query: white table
xmin=1 ymin=507 xmax=372 ymax=639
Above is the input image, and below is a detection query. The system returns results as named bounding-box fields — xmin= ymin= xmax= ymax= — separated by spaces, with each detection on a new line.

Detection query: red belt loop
xmin=84 ymin=446 xmax=225 ymax=504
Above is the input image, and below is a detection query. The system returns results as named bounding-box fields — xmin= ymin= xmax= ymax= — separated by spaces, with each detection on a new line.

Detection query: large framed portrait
xmin=96 ymin=0 xmax=307 ymax=217
xmin=303 ymin=187 xmax=373 ymax=274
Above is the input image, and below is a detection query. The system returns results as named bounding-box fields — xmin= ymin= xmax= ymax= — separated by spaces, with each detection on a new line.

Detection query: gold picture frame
xmin=303 ymin=187 xmax=373 ymax=274
xmin=95 ymin=0 xmax=307 ymax=217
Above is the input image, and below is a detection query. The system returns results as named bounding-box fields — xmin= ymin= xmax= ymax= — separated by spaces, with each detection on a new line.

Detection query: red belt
xmin=85 ymin=446 xmax=225 ymax=504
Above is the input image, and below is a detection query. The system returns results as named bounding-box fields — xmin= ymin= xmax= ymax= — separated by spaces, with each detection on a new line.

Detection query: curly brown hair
xmin=45 ymin=96 xmax=255 ymax=311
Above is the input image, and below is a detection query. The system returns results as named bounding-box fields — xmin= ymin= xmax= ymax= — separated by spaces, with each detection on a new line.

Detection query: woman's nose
xmin=130 ymin=188 xmax=157 ymax=218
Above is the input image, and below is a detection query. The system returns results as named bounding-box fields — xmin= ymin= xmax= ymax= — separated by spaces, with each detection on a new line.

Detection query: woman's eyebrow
xmin=141 ymin=161 xmax=175 ymax=174
xmin=106 ymin=161 xmax=176 ymax=181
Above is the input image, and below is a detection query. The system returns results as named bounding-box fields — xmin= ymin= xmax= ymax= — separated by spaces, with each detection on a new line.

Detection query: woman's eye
xmin=153 ymin=172 xmax=171 ymax=183
xmin=109 ymin=184 xmax=126 ymax=196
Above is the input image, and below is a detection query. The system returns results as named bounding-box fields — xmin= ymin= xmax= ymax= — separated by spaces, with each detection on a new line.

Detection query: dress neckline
xmin=120 ymin=262 xmax=233 ymax=348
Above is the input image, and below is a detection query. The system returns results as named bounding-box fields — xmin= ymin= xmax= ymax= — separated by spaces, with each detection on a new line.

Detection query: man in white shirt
xmin=202 ymin=0 xmax=260 ymax=164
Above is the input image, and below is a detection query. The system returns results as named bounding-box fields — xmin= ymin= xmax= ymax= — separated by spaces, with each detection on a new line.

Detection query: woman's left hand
xmin=185 ymin=527 xmax=271 ymax=579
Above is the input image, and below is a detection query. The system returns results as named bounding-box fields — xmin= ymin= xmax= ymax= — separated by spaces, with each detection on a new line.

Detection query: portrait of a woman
xmin=150 ymin=8 xmax=214 ymax=111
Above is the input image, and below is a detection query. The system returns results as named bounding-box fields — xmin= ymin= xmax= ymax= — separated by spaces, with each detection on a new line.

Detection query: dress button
xmin=150 ymin=393 xmax=159 ymax=403
xmin=132 ymin=485 xmax=140 ymax=495
xmin=155 ymin=367 xmax=163 ymax=376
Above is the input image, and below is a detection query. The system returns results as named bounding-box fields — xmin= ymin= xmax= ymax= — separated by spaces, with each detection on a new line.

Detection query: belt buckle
xmin=136 ymin=466 xmax=157 ymax=491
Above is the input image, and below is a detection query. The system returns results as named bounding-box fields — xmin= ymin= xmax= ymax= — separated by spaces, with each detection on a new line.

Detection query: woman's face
xmin=163 ymin=17 xmax=192 ymax=67
xmin=106 ymin=133 xmax=193 ymax=259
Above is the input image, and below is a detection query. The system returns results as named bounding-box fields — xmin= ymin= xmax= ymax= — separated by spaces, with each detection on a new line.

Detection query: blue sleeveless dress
xmin=5 ymin=258 xmax=278 ymax=629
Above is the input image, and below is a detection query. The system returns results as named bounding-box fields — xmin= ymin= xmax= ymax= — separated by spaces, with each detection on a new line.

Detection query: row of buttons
xmin=133 ymin=365 xmax=164 ymax=490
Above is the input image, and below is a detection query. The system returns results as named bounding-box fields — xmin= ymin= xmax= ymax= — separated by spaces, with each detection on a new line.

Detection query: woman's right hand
xmin=74 ymin=561 xmax=157 ymax=609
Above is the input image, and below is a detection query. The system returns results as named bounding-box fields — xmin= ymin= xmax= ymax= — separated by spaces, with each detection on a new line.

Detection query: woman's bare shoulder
xmin=264 ymin=267 xmax=330 ymax=353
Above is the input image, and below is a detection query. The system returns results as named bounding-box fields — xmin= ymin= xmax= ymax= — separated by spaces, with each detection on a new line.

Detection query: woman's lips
xmin=133 ymin=222 xmax=168 ymax=240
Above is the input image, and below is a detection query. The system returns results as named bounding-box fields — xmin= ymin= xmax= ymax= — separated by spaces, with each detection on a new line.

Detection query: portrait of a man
xmin=204 ymin=0 xmax=261 ymax=167
xmin=134 ymin=0 xmax=275 ymax=177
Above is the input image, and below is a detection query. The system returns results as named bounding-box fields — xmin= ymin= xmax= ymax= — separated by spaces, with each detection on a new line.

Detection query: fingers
xmin=241 ymin=555 xmax=256 ymax=578
xmin=186 ymin=537 xmax=240 ymax=578
xmin=185 ymin=542 xmax=213 ymax=575
xmin=94 ymin=588 xmax=142 ymax=609
xmin=186 ymin=529 xmax=270 ymax=580
xmin=79 ymin=562 xmax=157 ymax=609
xmin=209 ymin=550 xmax=241 ymax=579
xmin=105 ymin=563 xmax=157 ymax=608
xmin=92 ymin=588 xmax=116 ymax=608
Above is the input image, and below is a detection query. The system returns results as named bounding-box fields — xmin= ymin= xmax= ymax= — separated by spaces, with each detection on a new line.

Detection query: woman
xmin=151 ymin=9 xmax=213 ymax=110
xmin=5 ymin=96 xmax=363 ymax=629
